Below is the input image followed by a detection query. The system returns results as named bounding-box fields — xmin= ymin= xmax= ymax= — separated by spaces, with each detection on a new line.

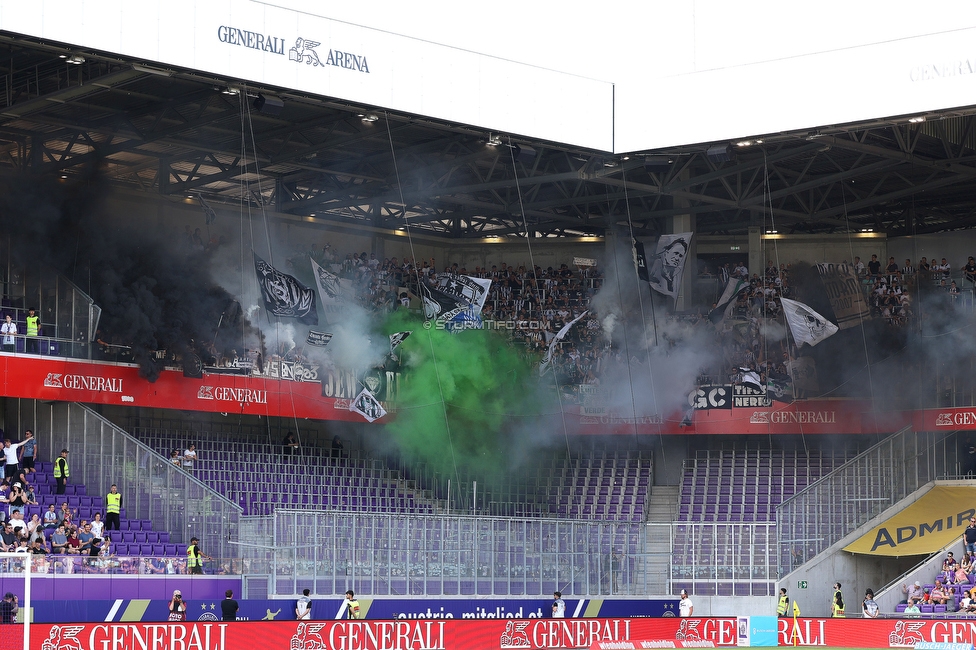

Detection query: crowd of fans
xmin=100 ymin=238 xmax=976 ymax=396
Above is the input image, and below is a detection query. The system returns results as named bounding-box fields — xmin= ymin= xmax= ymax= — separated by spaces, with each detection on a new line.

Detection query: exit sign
xmin=798 ymin=581 xmax=808 ymax=589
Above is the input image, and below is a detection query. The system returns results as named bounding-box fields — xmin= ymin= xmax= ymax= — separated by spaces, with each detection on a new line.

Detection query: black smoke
xmin=0 ymin=166 xmax=252 ymax=382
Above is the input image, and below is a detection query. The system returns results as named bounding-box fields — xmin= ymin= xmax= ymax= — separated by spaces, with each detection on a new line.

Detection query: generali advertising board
xmin=0 ymin=355 xmax=910 ymax=434
xmin=0 ymin=355 xmax=366 ymax=423
xmin=22 ymin=617 xmax=976 ymax=650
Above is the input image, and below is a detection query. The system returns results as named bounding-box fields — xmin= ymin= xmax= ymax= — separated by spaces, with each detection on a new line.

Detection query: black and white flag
xmin=539 ymin=310 xmax=588 ymax=376
xmin=780 ymin=297 xmax=838 ymax=347
xmin=306 ymin=330 xmax=333 ymax=347
xmin=709 ymin=278 xmax=749 ymax=323
xmin=421 ymin=274 xmax=492 ymax=327
xmin=198 ymin=195 xmax=217 ymax=225
xmin=253 ymin=253 xmax=318 ymax=325
xmin=389 ymin=331 xmax=412 ymax=353
xmin=647 ymin=232 xmax=692 ymax=299
xmin=739 ymin=367 xmax=764 ymax=391
xmin=633 ymin=240 xmax=650 ymax=282
xmin=349 ymin=387 xmax=387 ymax=422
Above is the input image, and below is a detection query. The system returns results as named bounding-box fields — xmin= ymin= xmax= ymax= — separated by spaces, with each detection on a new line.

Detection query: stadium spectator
xmin=942 ymin=552 xmax=959 ymax=583
xmin=930 ymin=581 xmax=950 ymax=605
xmin=0 ymin=593 xmax=18 ymax=624
xmin=862 ymin=589 xmax=880 ymax=618
xmin=867 ymin=255 xmax=882 ymax=276
xmin=221 ymin=590 xmax=239 ymax=621
xmin=2 ymin=439 xmax=25 ymax=480
xmin=50 ymin=524 xmax=67 ymax=554
xmin=296 ymin=588 xmax=312 ymax=620
xmin=168 ymin=590 xmax=187 ymax=621
xmin=78 ymin=523 xmax=95 ymax=554
xmin=678 ymin=589 xmax=693 ymax=617
xmin=182 ymin=444 xmax=197 ymax=469
xmin=283 ymin=431 xmax=300 ymax=456
xmin=552 ymin=591 xmax=566 ymax=618
xmin=90 ymin=512 xmax=104 ymax=540
xmin=169 ymin=450 xmax=181 ymax=466
xmin=0 ymin=315 xmax=15 ymax=353
xmin=901 ymin=580 xmax=924 ymax=604
xmin=41 ymin=504 xmax=57 ymax=532
xmin=6 ymin=483 xmax=26 ymax=515
xmin=966 ymin=257 xmax=976 ymax=286
xmin=331 ymin=435 xmax=344 ymax=459
xmin=65 ymin=529 xmax=82 ymax=554
xmin=18 ymin=430 xmax=36 ymax=476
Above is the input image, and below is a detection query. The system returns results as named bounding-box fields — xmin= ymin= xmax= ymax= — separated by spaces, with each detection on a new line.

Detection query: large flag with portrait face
xmin=253 ymin=253 xmax=318 ymax=325
xmin=647 ymin=232 xmax=692 ymax=299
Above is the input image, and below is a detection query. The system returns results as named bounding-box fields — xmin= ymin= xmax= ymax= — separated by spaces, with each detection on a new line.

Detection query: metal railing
xmin=775 ymin=425 xmax=964 ymax=577
xmin=239 ymin=510 xmax=645 ymax=598
xmin=7 ymin=399 xmax=242 ymax=563
xmin=645 ymin=522 xmax=776 ymax=597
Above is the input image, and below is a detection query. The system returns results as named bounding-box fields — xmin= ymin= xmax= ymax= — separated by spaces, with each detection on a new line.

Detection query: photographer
xmin=0 ymin=593 xmax=18 ymax=623
xmin=168 ymin=590 xmax=186 ymax=622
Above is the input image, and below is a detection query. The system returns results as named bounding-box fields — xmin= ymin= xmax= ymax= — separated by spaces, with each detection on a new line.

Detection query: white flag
xmin=647 ymin=232 xmax=692 ymax=299
xmin=780 ymin=297 xmax=838 ymax=347
xmin=349 ymin=387 xmax=387 ymax=422
xmin=310 ymin=258 xmax=354 ymax=323
xmin=539 ymin=310 xmax=588 ymax=376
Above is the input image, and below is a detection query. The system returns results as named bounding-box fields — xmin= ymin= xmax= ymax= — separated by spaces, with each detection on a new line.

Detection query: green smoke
xmin=380 ymin=311 xmax=551 ymax=479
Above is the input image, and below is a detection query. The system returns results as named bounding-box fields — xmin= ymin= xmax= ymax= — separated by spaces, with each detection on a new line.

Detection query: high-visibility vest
xmin=54 ymin=458 xmax=69 ymax=478
xmin=26 ymin=316 xmax=38 ymax=336
xmin=777 ymin=595 xmax=789 ymax=615
xmin=106 ymin=493 xmax=121 ymax=514
xmin=832 ymin=603 xmax=845 ymax=618
xmin=187 ymin=545 xmax=201 ymax=567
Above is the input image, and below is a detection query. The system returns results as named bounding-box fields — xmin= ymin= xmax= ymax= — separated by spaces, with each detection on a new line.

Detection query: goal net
xmin=0 ymin=552 xmax=31 ymax=650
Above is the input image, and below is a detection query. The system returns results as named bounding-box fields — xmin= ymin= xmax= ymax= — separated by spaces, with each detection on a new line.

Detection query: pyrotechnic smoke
xmin=377 ymin=310 xmax=552 ymax=478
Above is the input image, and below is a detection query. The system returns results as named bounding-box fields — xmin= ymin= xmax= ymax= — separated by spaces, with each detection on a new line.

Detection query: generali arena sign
xmin=25 ymin=618 xmax=976 ymax=650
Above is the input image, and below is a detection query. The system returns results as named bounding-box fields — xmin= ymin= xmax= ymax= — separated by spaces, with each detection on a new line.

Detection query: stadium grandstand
xmin=0 ymin=5 xmax=976 ymax=646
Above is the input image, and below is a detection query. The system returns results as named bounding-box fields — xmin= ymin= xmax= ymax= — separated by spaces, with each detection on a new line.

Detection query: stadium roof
xmin=2 ymin=33 xmax=976 ymax=240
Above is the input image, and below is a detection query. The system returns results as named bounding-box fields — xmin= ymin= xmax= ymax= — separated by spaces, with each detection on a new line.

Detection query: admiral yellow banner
xmin=844 ymin=486 xmax=976 ymax=556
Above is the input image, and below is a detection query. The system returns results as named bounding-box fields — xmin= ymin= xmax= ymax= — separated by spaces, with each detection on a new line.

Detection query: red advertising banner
xmin=0 ymin=355 xmax=918 ymax=434
xmin=27 ymin=618 xmax=739 ymax=650
xmin=572 ymin=400 xmax=900 ymax=436
xmin=27 ymin=617 xmax=976 ymax=650
xmin=916 ymin=407 xmax=976 ymax=431
xmin=0 ymin=356 xmax=366 ymax=423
